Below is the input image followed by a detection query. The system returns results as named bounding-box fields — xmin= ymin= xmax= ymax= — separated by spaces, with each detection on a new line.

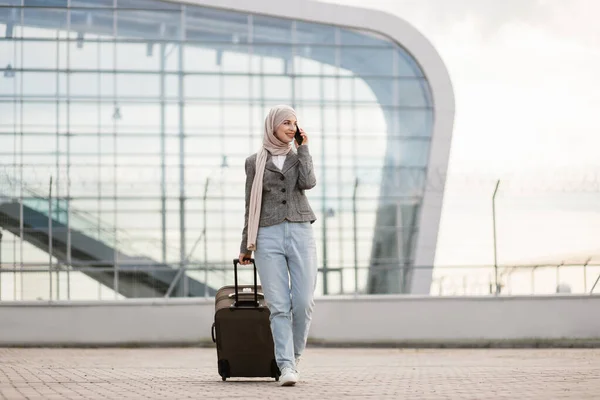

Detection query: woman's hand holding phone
xmin=294 ymin=126 xmax=308 ymax=149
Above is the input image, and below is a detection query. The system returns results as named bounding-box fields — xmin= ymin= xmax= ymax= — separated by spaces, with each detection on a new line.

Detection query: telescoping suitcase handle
xmin=232 ymin=258 xmax=259 ymax=307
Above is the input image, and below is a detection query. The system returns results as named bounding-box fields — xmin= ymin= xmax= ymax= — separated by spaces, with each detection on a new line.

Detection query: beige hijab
xmin=246 ymin=105 xmax=297 ymax=251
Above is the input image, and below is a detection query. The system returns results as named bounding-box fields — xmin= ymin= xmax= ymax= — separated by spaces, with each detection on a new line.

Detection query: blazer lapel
xmin=281 ymin=152 xmax=299 ymax=174
xmin=265 ymin=153 xmax=280 ymax=173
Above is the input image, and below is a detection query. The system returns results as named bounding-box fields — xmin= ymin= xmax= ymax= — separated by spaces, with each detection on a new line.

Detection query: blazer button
xmin=281 ymin=188 xmax=286 ymax=193
xmin=282 ymin=200 xmax=287 ymax=204
xmin=280 ymin=176 xmax=285 ymax=181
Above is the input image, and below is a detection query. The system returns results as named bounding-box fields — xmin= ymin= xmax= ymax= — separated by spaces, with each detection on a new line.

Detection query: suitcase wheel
xmin=271 ymin=359 xmax=280 ymax=381
xmin=218 ymin=360 xmax=230 ymax=381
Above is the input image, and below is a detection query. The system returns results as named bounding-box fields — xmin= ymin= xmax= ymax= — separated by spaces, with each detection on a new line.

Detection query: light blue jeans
xmin=254 ymin=220 xmax=318 ymax=372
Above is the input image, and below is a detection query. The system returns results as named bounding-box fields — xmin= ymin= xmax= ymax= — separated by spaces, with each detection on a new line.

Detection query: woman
xmin=238 ymin=105 xmax=318 ymax=386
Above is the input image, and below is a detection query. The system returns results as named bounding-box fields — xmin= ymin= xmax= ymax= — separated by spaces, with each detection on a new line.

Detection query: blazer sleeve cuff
xmin=297 ymin=145 xmax=311 ymax=157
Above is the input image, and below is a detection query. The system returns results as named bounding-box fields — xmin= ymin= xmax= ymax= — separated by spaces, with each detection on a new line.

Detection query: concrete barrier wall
xmin=310 ymin=295 xmax=600 ymax=346
xmin=1 ymin=295 xmax=599 ymax=347
xmin=0 ymin=298 xmax=214 ymax=346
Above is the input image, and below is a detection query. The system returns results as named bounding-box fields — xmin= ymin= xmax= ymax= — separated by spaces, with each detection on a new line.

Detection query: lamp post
xmin=0 ymin=230 xmax=3 ymax=300
xmin=203 ymin=176 xmax=210 ymax=298
xmin=492 ymin=179 xmax=500 ymax=295
xmin=201 ymin=158 xmax=229 ymax=298
xmin=353 ymin=178 xmax=359 ymax=295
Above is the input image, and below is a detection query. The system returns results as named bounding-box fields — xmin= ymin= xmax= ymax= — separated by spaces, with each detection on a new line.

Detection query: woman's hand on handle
xmin=238 ymin=252 xmax=253 ymax=265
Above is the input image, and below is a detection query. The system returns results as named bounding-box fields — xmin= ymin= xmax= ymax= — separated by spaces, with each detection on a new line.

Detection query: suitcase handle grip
xmin=232 ymin=258 xmax=259 ymax=307
xmin=211 ymin=322 xmax=216 ymax=343
xmin=228 ymin=292 xmax=264 ymax=299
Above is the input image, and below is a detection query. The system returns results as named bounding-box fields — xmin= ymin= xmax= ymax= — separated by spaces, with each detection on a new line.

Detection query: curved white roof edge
xmin=171 ymin=0 xmax=456 ymax=294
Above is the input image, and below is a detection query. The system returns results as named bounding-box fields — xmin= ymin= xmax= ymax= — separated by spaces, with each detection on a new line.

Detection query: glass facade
xmin=0 ymin=0 xmax=433 ymax=300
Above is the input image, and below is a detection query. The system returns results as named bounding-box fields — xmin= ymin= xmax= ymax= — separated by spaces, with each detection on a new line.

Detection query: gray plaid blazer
xmin=240 ymin=145 xmax=317 ymax=253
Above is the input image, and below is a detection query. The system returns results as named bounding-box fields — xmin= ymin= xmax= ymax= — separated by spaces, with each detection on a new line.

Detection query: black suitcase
xmin=211 ymin=258 xmax=280 ymax=381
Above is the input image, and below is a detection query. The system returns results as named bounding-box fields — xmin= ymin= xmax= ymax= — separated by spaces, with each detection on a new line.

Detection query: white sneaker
xmin=279 ymin=367 xmax=299 ymax=386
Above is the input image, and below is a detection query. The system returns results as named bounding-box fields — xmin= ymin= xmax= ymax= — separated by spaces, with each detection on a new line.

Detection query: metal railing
xmin=0 ymin=261 xmax=599 ymax=301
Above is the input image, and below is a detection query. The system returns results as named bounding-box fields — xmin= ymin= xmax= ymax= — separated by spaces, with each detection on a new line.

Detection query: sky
xmin=322 ymin=0 xmax=600 ymax=292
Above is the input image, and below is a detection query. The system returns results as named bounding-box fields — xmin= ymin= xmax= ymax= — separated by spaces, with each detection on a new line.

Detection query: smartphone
xmin=294 ymin=125 xmax=303 ymax=145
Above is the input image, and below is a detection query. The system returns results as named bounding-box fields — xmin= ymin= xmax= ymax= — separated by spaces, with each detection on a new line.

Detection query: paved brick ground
xmin=0 ymin=347 xmax=599 ymax=399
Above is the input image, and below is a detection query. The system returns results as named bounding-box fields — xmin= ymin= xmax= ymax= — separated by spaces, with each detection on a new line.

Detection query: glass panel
xmin=23 ymin=7 xmax=67 ymax=33
xmin=114 ymin=103 xmax=160 ymax=133
xmin=219 ymin=45 xmax=250 ymax=73
xmin=223 ymin=76 xmax=250 ymax=100
xmin=24 ymin=0 xmax=67 ymax=7
xmin=295 ymin=76 xmax=321 ymax=102
xmin=184 ymin=46 xmax=218 ymax=72
xmin=115 ymin=154 xmax=160 ymax=174
xmin=69 ymin=8 xmax=114 ymax=38
xmin=295 ymin=21 xmax=336 ymax=45
xmin=21 ymin=40 xmax=58 ymax=69
xmin=350 ymin=104 xmax=387 ymax=133
xmin=68 ymin=37 xmax=101 ymax=70
xmin=69 ymin=102 xmax=114 ymax=134
xmin=21 ymin=72 xmax=58 ymax=96
xmin=340 ymin=28 xmax=392 ymax=46
xmin=253 ymin=45 xmax=292 ymax=75
xmin=0 ymin=6 xmax=19 ymax=32
xmin=185 ymin=45 xmax=248 ymax=73
xmin=397 ymin=168 xmax=427 ymax=194
xmin=185 ymin=75 xmax=221 ymax=99
xmin=115 ymin=42 xmax=161 ymax=70
xmin=262 ymin=75 xmax=292 ymax=102
xmin=165 ymin=75 xmax=179 ymax=99
xmin=395 ymin=47 xmax=424 ymax=77
xmin=69 ymin=72 xmax=100 ymax=100
xmin=116 ymin=10 xmax=181 ymax=41
xmin=358 ymin=78 xmax=431 ymax=107
xmin=23 ymin=133 xmax=57 ymax=153
xmin=397 ymin=79 xmax=431 ymax=107
xmin=117 ymin=0 xmax=181 ymax=10
xmin=294 ymin=45 xmax=336 ymax=73
xmin=96 ymin=41 xmax=115 ymax=70
xmin=184 ymin=43 xmax=249 ymax=73
xmin=0 ymin=69 xmax=16 ymax=95
xmin=341 ymin=46 xmax=394 ymax=77
xmin=184 ymin=103 xmax=220 ymax=131
xmin=185 ymin=6 xmax=249 ymax=44
xmin=252 ymin=15 xmax=292 ymax=44
xmin=163 ymin=104 xmax=180 ymax=134
xmin=116 ymin=135 xmax=161 ymax=155
xmin=70 ymin=135 xmax=99 ymax=158
xmin=0 ymin=104 xmax=16 ymax=132
xmin=386 ymin=138 xmax=431 ymax=168
xmin=98 ymin=73 xmax=116 ymax=98
xmin=353 ymin=77 xmax=378 ymax=104
xmin=71 ymin=0 xmax=113 ymax=7
xmin=21 ymin=102 xmax=56 ymax=130
xmin=392 ymin=108 xmax=434 ymax=138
